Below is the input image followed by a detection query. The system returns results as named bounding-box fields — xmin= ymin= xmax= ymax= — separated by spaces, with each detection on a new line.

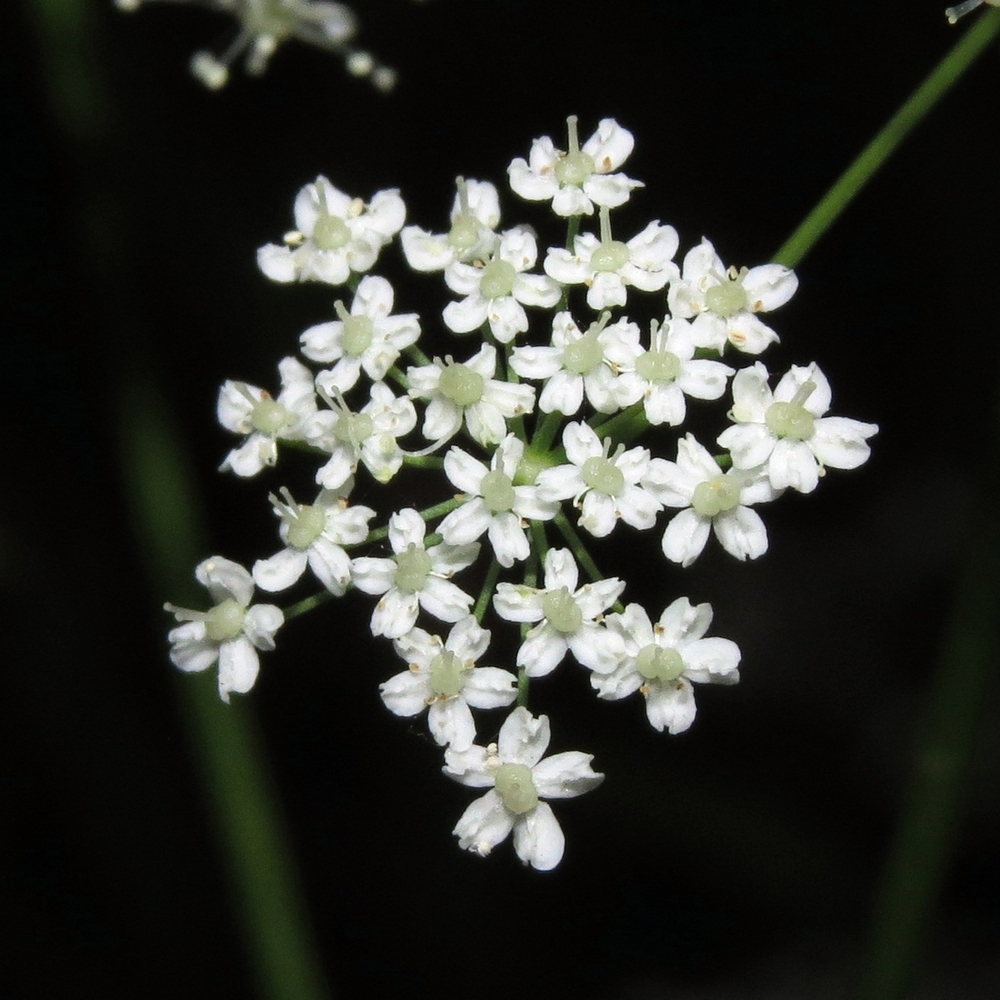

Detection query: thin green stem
xmin=401 ymin=454 xmax=444 ymax=470
xmin=283 ymin=589 xmax=336 ymax=623
xmin=473 ymin=558 xmax=500 ymax=623
xmin=774 ymin=10 xmax=1000 ymax=269
xmin=530 ymin=409 xmax=566 ymax=454
xmin=404 ymin=343 xmax=432 ymax=367
xmin=553 ymin=510 xmax=603 ymax=585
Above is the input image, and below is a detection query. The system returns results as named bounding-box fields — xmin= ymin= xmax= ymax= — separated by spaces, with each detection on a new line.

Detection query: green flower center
xmin=635 ymin=348 xmax=680 ymax=384
xmin=636 ymin=643 xmax=684 ymax=683
xmin=439 ymin=363 xmax=485 ymax=407
xmin=286 ymin=505 xmax=326 ymax=550
xmin=448 ymin=215 xmax=480 ymax=252
xmin=245 ymin=0 xmax=298 ymax=38
xmin=542 ymin=586 xmax=583 ymax=635
xmin=341 ymin=314 xmax=374 ymax=357
xmin=429 ymin=649 xmax=466 ymax=698
xmin=562 ymin=329 xmax=604 ymax=375
xmin=204 ymin=599 xmax=245 ymax=643
xmin=554 ymin=150 xmax=596 ymax=187
xmin=581 ymin=456 xmax=624 ymax=497
xmin=481 ymin=469 xmax=516 ymax=514
xmin=334 ymin=411 xmax=373 ymax=445
xmin=394 ymin=544 xmax=432 ymax=594
xmin=590 ymin=240 xmax=630 ymax=273
xmin=691 ymin=476 xmax=742 ymax=518
xmin=765 ymin=401 xmax=815 ymax=441
xmin=311 ymin=213 xmax=351 ymax=251
xmin=704 ymin=275 xmax=749 ymax=318
xmin=250 ymin=398 xmax=288 ymax=434
xmin=479 ymin=258 xmax=517 ymax=300
xmin=494 ymin=763 xmax=538 ymax=815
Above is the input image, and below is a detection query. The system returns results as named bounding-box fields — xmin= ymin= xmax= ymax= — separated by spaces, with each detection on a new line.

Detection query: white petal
xmin=713 ymin=507 xmax=769 ymax=561
xmin=532 ymin=752 xmax=604 ymax=799
xmin=253 ymin=547 xmax=308 ymax=592
xmin=513 ymin=802 xmax=564 ymax=871
xmin=428 ymin=698 xmax=476 ymax=750
xmin=498 ymin=707 xmax=550 ymax=767
xmin=453 ymin=790 xmax=515 ymax=856
xmin=379 ymin=669 xmax=431 ymax=717
xmin=644 ymin=679 xmax=697 ymax=734
xmin=217 ymin=637 xmax=260 ymax=703
xmin=662 ymin=509 xmax=711 ymax=567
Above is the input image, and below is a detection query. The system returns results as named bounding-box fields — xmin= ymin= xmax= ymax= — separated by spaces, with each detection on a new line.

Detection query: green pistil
xmin=481 ymin=469 xmax=516 ymax=514
xmin=335 ymin=300 xmax=374 ymax=356
xmin=250 ymin=397 xmax=288 ymax=434
xmin=704 ymin=268 xmax=750 ymax=317
xmin=311 ymin=213 xmax=350 ymax=251
xmin=543 ymin=586 xmax=583 ymax=635
xmin=429 ymin=650 xmax=466 ymax=698
xmin=334 ymin=411 xmax=373 ymax=445
xmin=636 ymin=348 xmax=680 ymax=384
xmin=394 ymin=544 xmax=432 ymax=593
xmin=286 ymin=504 xmax=326 ymax=550
xmin=204 ymin=599 xmax=245 ymax=642
xmin=554 ymin=116 xmax=595 ymax=187
xmin=636 ymin=643 xmax=684 ymax=683
xmin=581 ymin=456 xmax=624 ymax=497
xmin=479 ymin=258 xmax=516 ymax=300
xmin=692 ymin=476 xmax=741 ymax=518
xmin=765 ymin=400 xmax=815 ymax=440
xmin=494 ymin=763 xmax=538 ymax=814
xmin=439 ymin=363 xmax=485 ymax=407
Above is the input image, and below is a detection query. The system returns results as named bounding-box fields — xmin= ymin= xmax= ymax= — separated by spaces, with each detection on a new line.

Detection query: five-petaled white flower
xmin=493 ymin=548 xmax=625 ymax=676
xmin=351 ymin=508 xmax=479 ymax=639
xmin=380 ymin=617 xmax=517 ymax=751
xmin=165 ymin=556 xmax=283 ymax=703
xmin=717 ymin=362 xmax=879 ymax=494
xmin=643 ymin=434 xmax=779 ymax=566
xmin=257 ymin=176 xmax=404 ymax=285
xmin=442 ymin=226 xmax=560 ymax=343
xmin=217 ymin=356 xmax=317 ymax=477
xmin=536 ymin=422 xmax=661 ymax=538
xmin=444 ymin=707 xmax=604 ymax=870
xmin=544 ymin=206 xmax=679 ymax=311
xmin=252 ymin=485 xmax=375 ymax=594
xmin=407 ymin=344 xmax=535 ymax=448
xmin=595 ymin=600 xmax=740 ymax=734
xmin=401 ymin=177 xmax=501 ymax=272
xmin=437 ymin=434 xmax=558 ymax=568
xmin=299 ymin=275 xmax=420 ymax=394
xmin=508 ymin=115 xmax=643 ymax=217
xmin=668 ymin=238 xmax=797 ymax=356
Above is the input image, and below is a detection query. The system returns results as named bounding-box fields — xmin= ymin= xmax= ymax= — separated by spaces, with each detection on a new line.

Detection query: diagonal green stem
xmin=774 ymin=10 xmax=1000 ymax=269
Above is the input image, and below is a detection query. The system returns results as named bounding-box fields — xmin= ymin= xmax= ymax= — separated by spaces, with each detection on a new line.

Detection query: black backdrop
xmin=4 ymin=1 xmax=999 ymax=997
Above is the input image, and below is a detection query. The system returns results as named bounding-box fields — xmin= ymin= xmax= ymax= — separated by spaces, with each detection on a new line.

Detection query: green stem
xmin=553 ymin=510 xmax=605 ymax=587
xmin=364 ymin=497 xmax=463 ymax=544
xmin=473 ymin=558 xmax=501 ymax=623
xmin=283 ymin=589 xmax=336 ymax=623
xmin=774 ymin=10 xmax=1000 ymax=269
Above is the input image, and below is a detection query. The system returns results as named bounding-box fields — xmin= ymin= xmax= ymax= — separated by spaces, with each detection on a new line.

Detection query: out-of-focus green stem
xmin=774 ymin=10 xmax=1000 ymax=269
xmin=27 ymin=2 xmax=332 ymax=997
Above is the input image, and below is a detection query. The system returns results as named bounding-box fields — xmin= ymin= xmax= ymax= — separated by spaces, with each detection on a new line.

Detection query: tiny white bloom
xmin=508 ymin=115 xmax=643 ymax=217
xmin=299 ymin=275 xmax=420 ymax=393
xmin=442 ymin=226 xmax=560 ymax=344
xmin=407 ymin=344 xmax=535 ymax=448
xmin=493 ymin=548 xmax=625 ymax=676
xmin=438 ymin=435 xmax=558 ymax=568
xmin=668 ymin=237 xmax=797 ymax=355
xmin=217 ymin=356 xmax=317 ymax=477
xmin=544 ymin=206 xmax=679 ymax=311
xmin=536 ymin=422 xmax=661 ymax=538
xmin=165 ymin=556 xmax=283 ymax=703
xmin=509 ymin=310 xmax=633 ymax=416
xmin=252 ymin=485 xmax=375 ymax=594
xmin=444 ymin=707 xmax=604 ymax=870
xmin=380 ymin=617 xmax=517 ymax=751
xmin=595 ymin=601 xmax=740 ymax=734
xmin=351 ymin=508 xmax=479 ymax=639
xmin=401 ymin=177 xmax=501 ymax=272
xmin=606 ymin=317 xmax=734 ymax=426
xmin=305 ymin=381 xmax=417 ymax=488
xmin=257 ymin=176 xmax=404 ymax=285
xmin=717 ymin=362 xmax=879 ymax=494
xmin=644 ymin=434 xmax=779 ymax=566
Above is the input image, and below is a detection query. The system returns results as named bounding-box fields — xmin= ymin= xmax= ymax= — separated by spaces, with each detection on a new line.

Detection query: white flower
xmin=544 ymin=206 xmax=679 ymax=311
xmin=407 ymin=344 xmax=535 ymax=448
xmin=604 ymin=317 xmax=734 ymax=426
xmin=217 ymin=356 xmax=317 ymax=477
xmin=643 ymin=433 xmax=779 ymax=566
xmin=508 ymin=115 xmax=643 ymax=217
xmin=299 ymin=275 xmax=420 ymax=393
xmin=717 ymin=363 xmax=879 ymax=494
xmin=165 ymin=556 xmax=283 ymax=703
xmin=442 ymin=226 xmax=561 ymax=343
xmin=444 ymin=707 xmax=604 ymax=870
xmin=536 ymin=423 xmax=661 ymax=538
xmin=351 ymin=508 xmax=479 ymax=639
xmin=946 ymin=1 xmax=1000 ymax=25
xmin=380 ymin=617 xmax=517 ymax=751
xmin=437 ymin=435 xmax=558 ymax=568
xmin=252 ymin=485 xmax=375 ymax=594
xmin=401 ymin=177 xmax=501 ymax=272
xmin=493 ymin=548 xmax=625 ymax=676
xmin=594 ymin=601 xmax=740 ymax=734
xmin=668 ymin=237 xmax=797 ymax=355
xmin=305 ymin=381 xmax=417 ymax=489
xmin=257 ymin=176 xmax=405 ymax=285
xmin=509 ymin=311 xmax=633 ymax=416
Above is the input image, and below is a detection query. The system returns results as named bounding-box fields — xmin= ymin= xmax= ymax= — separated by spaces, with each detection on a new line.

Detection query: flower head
xmin=165 ymin=556 xmax=283 ymax=703
xmin=444 ymin=707 xmax=604 ymax=870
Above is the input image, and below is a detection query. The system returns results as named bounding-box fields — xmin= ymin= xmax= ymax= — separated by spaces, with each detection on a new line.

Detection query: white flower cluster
xmin=113 ymin=0 xmax=421 ymax=90
xmin=166 ymin=117 xmax=878 ymax=869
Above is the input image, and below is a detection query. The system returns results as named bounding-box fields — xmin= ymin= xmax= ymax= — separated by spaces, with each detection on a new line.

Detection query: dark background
xmin=3 ymin=1 xmax=999 ymax=997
